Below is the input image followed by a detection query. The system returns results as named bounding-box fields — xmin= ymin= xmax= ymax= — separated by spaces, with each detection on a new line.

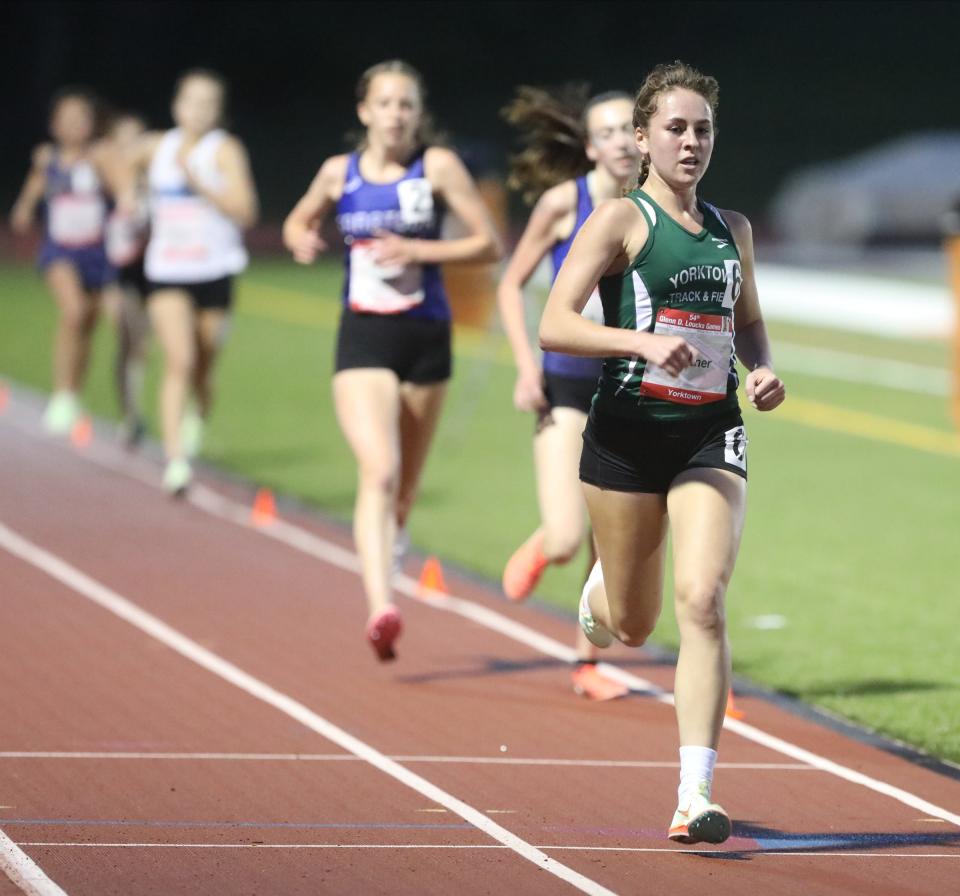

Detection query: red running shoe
xmin=366 ymin=605 xmax=403 ymax=661
xmin=571 ymin=662 xmax=630 ymax=701
xmin=502 ymin=530 xmax=548 ymax=601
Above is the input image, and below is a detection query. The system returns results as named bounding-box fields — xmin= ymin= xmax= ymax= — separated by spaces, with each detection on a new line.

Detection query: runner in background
xmin=9 ymin=87 xmax=131 ymax=435
xmin=540 ymin=61 xmax=785 ymax=843
xmin=499 ymin=85 xmax=639 ymax=700
xmin=105 ymin=111 xmax=151 ymax=448
xmin=283 ymin=59 xmax=501 ymax=661
xmin=133 ymin=69 xmax=258 ymax=494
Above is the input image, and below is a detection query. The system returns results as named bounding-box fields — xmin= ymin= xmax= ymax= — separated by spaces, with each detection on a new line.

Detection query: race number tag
xmin=154 ymin=197 xmax=211 ymax=263
xmin=48 ymin=194 xmax=106 ymax=246
xmin=348 ymin=239 xmax=425 ymax=314
xmin=397 ymin=178 xmax=434 ymax=227
xmin=639 ymin=308 xmax=732 ymax=405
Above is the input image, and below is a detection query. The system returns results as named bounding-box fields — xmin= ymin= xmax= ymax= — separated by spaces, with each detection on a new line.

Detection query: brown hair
xmin=502 ymin=84 xmax=631 ymax=205
xmin=633 ymin=61 xmax=719 ymax=187
xmin=173 ymin=68 xmax=229 ymax=127
xmin=48 ymin=86 xmax=106 ymax=139
xmin=353 ymin=59 xmax=444 ymax=149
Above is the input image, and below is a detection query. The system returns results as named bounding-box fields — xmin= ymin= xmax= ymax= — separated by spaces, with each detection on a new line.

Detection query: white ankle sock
xmin=678 ymin=745 xmax=717 ymax=803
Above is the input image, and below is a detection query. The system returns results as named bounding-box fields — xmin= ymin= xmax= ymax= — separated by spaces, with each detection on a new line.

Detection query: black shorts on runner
xmin=580 ymin=405 xmax=748 ymax=494
xmin=335 ymin=307 xmax=452 ymax=384
xmin=543 ymin=371 xmax=598 ymax=415
xmin=118 ymin=257 xmax=149 ymax=299
xmin=146 ymin=276 xmax=234 ymax=311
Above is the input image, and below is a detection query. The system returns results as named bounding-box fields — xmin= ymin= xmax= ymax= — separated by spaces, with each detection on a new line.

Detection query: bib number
xmin=154 ymin=197 xmax=211 ymax=263
xmin=49 ymin=194 xmax=105 ymax=246
xmin=640 ymin=308 xmax=733 ymax=405
xmin=348 ymin=239 xmax=424 ymax=314
xmin=396 ymin=178 xmax=434 ymax=227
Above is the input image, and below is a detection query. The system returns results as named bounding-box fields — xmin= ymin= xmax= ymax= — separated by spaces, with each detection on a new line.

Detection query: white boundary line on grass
xmin=5 ymin=406 xmax=960 ymax=831
xmin=0 ymin=521 xmax=615 ymax=896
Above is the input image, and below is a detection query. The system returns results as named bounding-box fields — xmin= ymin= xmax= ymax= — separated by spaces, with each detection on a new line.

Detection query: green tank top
xmin=594 ymin=189 xmax=743 ymax=421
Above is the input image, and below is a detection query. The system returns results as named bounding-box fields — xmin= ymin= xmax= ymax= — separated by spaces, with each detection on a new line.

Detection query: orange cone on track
xmin=0 ymin=382 xmax=9 ymax=413
xmin=725 ymin=689 xmax=745 ymax=720
xmin=418 ymin=556 xmax=447 ymax=596
xmin=251 ymin=488 xmax=277 ymax=527
xmin=70 ymin=415 xmax=92 ymax=449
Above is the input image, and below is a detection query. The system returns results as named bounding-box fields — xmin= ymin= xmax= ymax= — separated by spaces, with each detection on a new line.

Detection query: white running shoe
xmin=162 ymin=458 xmax=193 ymax=496
xmin=668 ymin=785 xmax=731 ymax=844
xmin=579 ymin=561 xmax=613 ymax=648
xmin=44 ymin=391 xmax=80 ymax=435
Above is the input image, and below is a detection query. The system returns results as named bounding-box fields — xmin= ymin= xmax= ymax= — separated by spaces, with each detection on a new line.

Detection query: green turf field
xmin=2 ymin=257 xmax=958 ymax=764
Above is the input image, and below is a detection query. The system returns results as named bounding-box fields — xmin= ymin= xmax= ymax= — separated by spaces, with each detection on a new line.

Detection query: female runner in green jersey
xmin=540 ymin=61 xmax=785 ymax=845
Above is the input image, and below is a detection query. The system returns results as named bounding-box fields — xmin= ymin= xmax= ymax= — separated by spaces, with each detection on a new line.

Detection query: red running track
xmin=0 ymin=391 xmax=958 ymax=895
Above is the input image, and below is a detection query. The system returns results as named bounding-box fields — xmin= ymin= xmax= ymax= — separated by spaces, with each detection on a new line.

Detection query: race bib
xmin=153 ymin=197 xmax=211 ymax=263
xmin=348 ymin=239 xmax=424 ymax=314
xmin=48 ymin=194 xmax=105 ymax=246
xmin=640 ymin=308 xmax=733 ymax=405
xmin=396 ymin=178 xmax=435 ymax=228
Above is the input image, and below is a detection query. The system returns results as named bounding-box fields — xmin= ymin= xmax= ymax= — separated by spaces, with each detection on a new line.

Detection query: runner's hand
xmin=514 ymin=369 xmax=547 ymax=413
xmin=290 ymin=230 xmax=326 ymax=264
xmin=641 ymin=335 xmax=697 ymax=377
xmin=371 ymin=230 xmax=420 ymax=267
xmin=745 ymin=367 xmax=785 ymax=411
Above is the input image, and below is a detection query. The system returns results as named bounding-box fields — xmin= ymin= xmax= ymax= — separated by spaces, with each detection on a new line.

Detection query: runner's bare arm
xmin=91 ymin=139 xmax=137 ymax=214
xmin=498 ymin=183 xmax=575 ymax=411
xmin=726 ymin=210 xmax=785 ymax=411
xmin=372 ymin=147 xmax=502 ymax=267
xmin=282 ymin=155 xmax=347 ymax=264
xmin=9 ymin=144 xmax=51 ymax=234
xmin=540 ymin=199 xmax=695 ymax=376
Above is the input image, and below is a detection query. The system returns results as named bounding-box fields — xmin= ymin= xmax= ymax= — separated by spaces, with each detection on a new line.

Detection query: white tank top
xmin=145 ymin=128 xmax=248 ymax=283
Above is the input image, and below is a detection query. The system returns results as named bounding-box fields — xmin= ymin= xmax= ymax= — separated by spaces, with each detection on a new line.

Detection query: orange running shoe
xmin=571 ymin=662 xmax=630 ymax=701
xmin=365 ymin=605 xmax=403 ymax=662
xmin=502 ymin=530 xmax=548 ymax=601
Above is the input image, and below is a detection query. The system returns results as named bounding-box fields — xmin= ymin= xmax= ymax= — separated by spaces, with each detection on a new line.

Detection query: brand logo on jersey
xmin=711 ymin=237 xmax=729 ymax=250
xmin=343 ymin=176 xmax=363 ymax=195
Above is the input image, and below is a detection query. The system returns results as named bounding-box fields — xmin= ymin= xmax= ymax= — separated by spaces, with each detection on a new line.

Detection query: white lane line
xmin=0 ymin=830 xmax=67 ymax=896
xmin=185 ymin=482 xmax=960 ymax=830
xmin=7 ymin=407 xmax=960 ymax=830
xmin=0 ymin=522 xmax=614 ymax=896
xmin=12 ymin=843 xmax=960 ymax=859
xmin=0 ymin=753 xmax=813 ymax=769
xmin=772 ymin=342 xmax=950 ymax=396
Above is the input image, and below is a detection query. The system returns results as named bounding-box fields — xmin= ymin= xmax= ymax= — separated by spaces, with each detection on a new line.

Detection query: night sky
xmin=3 ymin=0 xmax=959 ymax=228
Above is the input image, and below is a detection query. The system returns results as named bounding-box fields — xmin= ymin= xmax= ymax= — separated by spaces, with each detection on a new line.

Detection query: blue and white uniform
xmin=334 ymin=148 xmax=453 ymax=384
xmin=38 ymin=150 xmax=115 ymax=290
xmin=335 ymin=150 xmax=448 ymax=320
xmin=541 ymin=175 xmax=603 ymax=410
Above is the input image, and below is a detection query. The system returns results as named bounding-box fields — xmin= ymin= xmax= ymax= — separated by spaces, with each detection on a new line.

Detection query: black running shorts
xmin=147 ymin=276 xmax=234 ymax=311
xmin=335 ymin=307 xmax=452 ymax=384
xmin=580 ymin=406 xmax=748 ymax=493
xmin=543 ymin=371 xmax=598 ymax=415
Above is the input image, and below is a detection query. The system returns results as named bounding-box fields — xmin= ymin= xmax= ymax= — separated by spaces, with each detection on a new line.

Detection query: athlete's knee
xmin=675 ymin=579 xmax=727 ymax=634
xmin=163 ymin=350 xmax=195 ymax=381
xmin=59 ymin=302 xmax=88 ymax=330
xmin=608 ymin=606 xmax=658 ymax=648
xmin=358 ymin=461 xmax=400 ymax=498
